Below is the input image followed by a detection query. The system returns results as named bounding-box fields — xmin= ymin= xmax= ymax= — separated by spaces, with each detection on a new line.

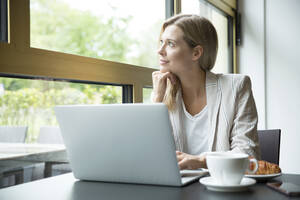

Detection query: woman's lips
xmin=160 ymin=59 xmax=169 ymax=65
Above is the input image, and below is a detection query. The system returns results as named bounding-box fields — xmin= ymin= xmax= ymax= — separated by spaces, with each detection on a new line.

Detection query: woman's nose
xmin=157 ymin=45 xmax=166 ymax=56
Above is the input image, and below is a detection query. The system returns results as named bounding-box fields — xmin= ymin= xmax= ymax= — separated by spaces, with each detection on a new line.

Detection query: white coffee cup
xmin=206 ymin=152 xmax=258 ymax=185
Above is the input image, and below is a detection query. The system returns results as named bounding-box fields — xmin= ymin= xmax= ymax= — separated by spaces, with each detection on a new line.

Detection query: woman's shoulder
xmin=210 ymin=72 xmax=252 ymax=88
xmin=206 ymin=72 xmax=253 ymax=98
xmin=216 ymin=73 xmax=250 ymax=82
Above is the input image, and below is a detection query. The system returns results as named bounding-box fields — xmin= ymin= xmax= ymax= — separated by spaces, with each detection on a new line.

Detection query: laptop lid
xmin=55 ymin=103 xmax=184 ymax=186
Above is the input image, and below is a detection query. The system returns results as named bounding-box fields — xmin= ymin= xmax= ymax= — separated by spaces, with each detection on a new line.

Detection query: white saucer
xmin=245 ymin=173 xmax=281 ymax=181
xmin=200 ymin=177 xmax=256 ymax=192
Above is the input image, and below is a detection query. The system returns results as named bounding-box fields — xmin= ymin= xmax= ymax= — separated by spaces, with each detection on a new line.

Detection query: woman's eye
xmin=168 ymin=41 xmax=175 ymax=47
xmin=159 ymin=40 xmax=164 ymax=46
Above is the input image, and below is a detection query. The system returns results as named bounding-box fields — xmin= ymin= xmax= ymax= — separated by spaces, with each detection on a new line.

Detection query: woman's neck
xmin=179 ymin=67 xmax=207 ymax=116
xmin=179 ymin=67 xmax=206 ymax=100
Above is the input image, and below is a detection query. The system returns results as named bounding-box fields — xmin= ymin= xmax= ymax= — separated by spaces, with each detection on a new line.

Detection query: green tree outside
xmin=1 ymin=0 xmax=159 ymax=142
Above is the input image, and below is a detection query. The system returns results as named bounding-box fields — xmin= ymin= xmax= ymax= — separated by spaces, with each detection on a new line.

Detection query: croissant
xmin=248 ymin=160 xmax=281 ymax=175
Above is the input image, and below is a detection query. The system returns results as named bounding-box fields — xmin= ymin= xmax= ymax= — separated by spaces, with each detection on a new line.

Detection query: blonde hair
xmin=160 ymin=14 xmax=218 ymax=110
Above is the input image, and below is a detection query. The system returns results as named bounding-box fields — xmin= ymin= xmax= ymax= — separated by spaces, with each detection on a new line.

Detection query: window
xmin=1 ymin=1 xmax=158 ymax=144
xmin=0 ymin=0 xmax=8 ymax=42
xmin=181 ymin=0 xmax=233 ymax=73
xmin=0 ymin=76 xmax=122 ymax=142
xmin=0 ymin=0 xmax=237 ymax=184
xmin=30 ymin=0 xmax=165 ymax=69
xmin=143 ymin=87 xmax=153 ymax=103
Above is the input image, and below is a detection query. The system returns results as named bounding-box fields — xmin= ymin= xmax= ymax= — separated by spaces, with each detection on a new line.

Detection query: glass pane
xmin=0 ymin=77 xmax=122 ymax=142
xmin=0 ymin=0 xmax=8 ymax=42
xmin=181 ymin=0 xmax=230 ymax=73
xmin=30 ymin=0 xmax=165 ymax=69
xmin=143 ymin=87 xmax=153 ymax=103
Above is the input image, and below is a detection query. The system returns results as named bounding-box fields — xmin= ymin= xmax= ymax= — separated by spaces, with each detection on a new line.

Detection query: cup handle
xmin=246 ymin=158 xmax=258 ymax=174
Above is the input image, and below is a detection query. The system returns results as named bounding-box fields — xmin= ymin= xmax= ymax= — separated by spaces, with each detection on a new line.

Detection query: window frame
xmin=202 ymin=0 xmax=234 ymax=73
xmin=0 ymin=0 xmax=160 ymax=103
xmin=165 ymin=0 xmax=174 ymax=19
xmin=0 ymin=0 xmax=8 ymax=42
xmin=177 ymin=0 xmax=236 ymax=73
xmin=0 ymin=0 xmax=237 ymax=105
xmin=0 ymin=73 xmax=127 ymax=103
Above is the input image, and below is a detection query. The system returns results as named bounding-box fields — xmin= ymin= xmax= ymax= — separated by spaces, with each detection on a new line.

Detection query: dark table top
xmin=0 ymin=173 xmax=299 ymax=200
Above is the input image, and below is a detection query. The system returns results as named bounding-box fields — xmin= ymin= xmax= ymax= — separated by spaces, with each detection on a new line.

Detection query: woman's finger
xmin=153 ymin=71 xmax=170 ymax=83
xmin=153 ymin=70 xmax=168 ymax=76
xmin=176 ymin=151 xmax=184 ymax=161
xmin=152 ymin=71 xmax=159 ymax=76
xmin=178 ymin=159 xmax=188 ymax=170
xmin=177 ymin=154 xmax=184 ymax=162
xmin=160 ymin=71 xmax=172 ymax=80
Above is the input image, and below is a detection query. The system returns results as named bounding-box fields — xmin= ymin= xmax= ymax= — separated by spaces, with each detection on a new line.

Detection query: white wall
xmin=237 ymin=0 xmax=266 ymax=129
xmin=238 ymin=0 xmax=300 ymax=174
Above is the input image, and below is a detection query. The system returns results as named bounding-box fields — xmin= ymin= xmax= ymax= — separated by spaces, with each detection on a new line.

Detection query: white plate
xmin=244 ymin=173 xmax=281 ymax=181
xmin=200 ymin=177 xmax=256 ymax=192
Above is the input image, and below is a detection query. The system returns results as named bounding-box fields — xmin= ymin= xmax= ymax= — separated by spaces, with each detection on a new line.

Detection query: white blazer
xmin=168 ymin=71 xmax=261 ymax=159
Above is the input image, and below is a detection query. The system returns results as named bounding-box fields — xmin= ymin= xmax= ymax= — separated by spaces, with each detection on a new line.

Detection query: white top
xmin=182 ymin=101 xmax=209 ymax=155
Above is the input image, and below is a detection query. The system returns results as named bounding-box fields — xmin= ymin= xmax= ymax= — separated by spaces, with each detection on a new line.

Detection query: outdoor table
xmin=0 ymin=143 xmax=67 ymax=179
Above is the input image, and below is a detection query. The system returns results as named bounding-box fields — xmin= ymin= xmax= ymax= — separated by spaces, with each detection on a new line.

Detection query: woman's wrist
xmin=198 ymin=155 xmax=207 ymax=169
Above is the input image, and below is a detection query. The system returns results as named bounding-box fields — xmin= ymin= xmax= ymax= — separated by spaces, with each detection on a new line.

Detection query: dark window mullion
xmin=228 ymin=15 xmax=234 ymax=73
xmin=165 ymin=0 xmax=174 ymax=19
xmin=0 ymin=0 xmax=8 ymax=42
xmin=122 ymin=85 xmax=133 ymax=103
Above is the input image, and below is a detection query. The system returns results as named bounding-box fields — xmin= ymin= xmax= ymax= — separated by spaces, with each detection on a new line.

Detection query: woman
xmin=152 ymin=14 xmax=260 ymax=170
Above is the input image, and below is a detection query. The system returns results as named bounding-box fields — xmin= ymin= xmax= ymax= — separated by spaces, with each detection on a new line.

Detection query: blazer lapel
xmin=206 ymin=71 xmax=222 ymax=151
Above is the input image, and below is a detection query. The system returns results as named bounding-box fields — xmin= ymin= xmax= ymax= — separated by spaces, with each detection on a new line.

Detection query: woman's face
xmin=158 ymin=25 xmax=194 ymax=75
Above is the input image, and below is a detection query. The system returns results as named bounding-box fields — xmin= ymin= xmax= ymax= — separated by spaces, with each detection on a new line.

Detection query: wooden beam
xmin=222 ymin=0 xmax=236 ymax=10
xmin=207 ymin=0 xmax=235 ymax=17
xmin=9 ymin=0 xmax=30 ymax=51
xmin=0 ymin=47 xmax=154 ymax=86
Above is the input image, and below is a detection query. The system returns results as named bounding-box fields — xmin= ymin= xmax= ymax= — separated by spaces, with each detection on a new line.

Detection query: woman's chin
xmin=159 ymin=66 xmax=170 ymax=73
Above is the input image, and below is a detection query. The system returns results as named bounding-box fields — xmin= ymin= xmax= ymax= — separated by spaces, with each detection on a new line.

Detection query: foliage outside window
xmin=0 ymin=78 xmax=121 ymax=142
xmin=143 ymin=88 xmax=153 ymax=103
xmin=30 ymin=0 xmax=165 ymax=68
xmin=1 ymin=0 xmax=165 ymax=142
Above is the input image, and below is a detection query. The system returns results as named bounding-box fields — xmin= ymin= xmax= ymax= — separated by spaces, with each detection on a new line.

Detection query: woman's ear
xmin=192 ymin=45 xmax=203 ymax=61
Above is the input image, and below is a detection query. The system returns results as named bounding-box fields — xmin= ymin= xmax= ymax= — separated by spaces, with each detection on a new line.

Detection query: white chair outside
xmin=33 ymin=126 xmax=71 ymax=179
xmin=37 ymin=126 xmax=64 ymax=144
xmin=0 ymin=126 xmax=28 ymax=188
xmin=0 ymin=126 xmax=27 ymax=143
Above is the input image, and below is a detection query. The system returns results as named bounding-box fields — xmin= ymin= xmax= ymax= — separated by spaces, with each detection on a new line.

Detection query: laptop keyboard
xmin=180 ymin=169 xmax=209 ymax=177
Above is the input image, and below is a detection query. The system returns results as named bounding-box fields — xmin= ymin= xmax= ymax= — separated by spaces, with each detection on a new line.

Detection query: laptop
xmin=54 ymin=103 xmax=207 ymax=186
